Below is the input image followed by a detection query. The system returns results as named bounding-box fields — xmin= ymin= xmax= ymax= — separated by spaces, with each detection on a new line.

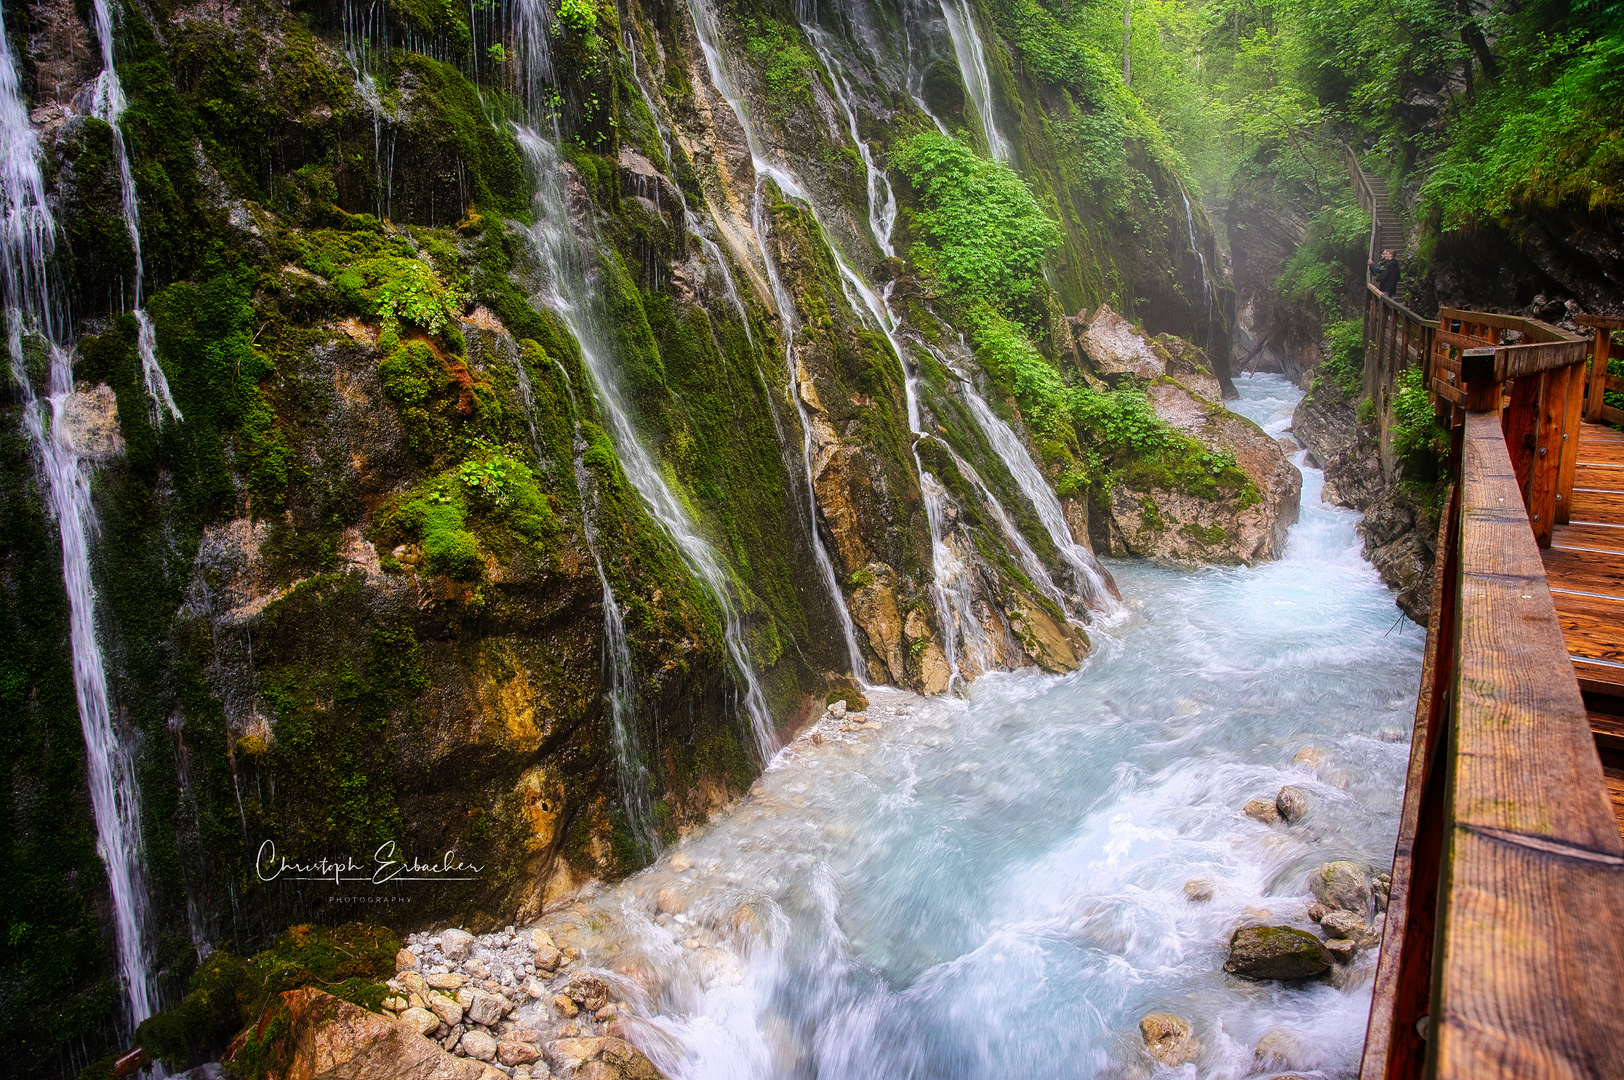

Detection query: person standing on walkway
xmin=1370 ymin=249 xmax=1400 ymax=296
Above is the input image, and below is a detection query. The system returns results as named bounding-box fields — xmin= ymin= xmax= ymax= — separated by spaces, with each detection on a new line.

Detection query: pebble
xmin=1320 ymin=909 xmax=1370 ymax=940
xmin=426 ymin=972 xmax=466 ymax=990
xmin=655 ymin=885 xmax=689 ymax=914
xmin=1325 ymin=937 xmax=1358 ymax=962
xmin=1244 ymin=798 xmax=1282 ymax=825
xmin=458 ymin=1029 xmax=498 ymax=1062
xmin=1276 ymin=785 xmax=1310 ymax=824
xmin=1182 ymin=880 xmax=1214 ymax=903
xmin=440 ymin=929 xmax=475 ymax=960
xmin=1309 ymin=860 xmax=1372 ymax=913
xmin=395 ymin=949 xmax=418 ymax=972
xmin=400 ymin=1006 xmax=440 ymax=1037
xmin=552 ymin=994 xmax=578 ymax=1018
xmin=1139 ymin=1013 xmax=1200 ymax=1067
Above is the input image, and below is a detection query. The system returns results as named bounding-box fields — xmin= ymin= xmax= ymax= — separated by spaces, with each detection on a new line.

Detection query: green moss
xmin=743 ymin=17 xmax=817 ymax=120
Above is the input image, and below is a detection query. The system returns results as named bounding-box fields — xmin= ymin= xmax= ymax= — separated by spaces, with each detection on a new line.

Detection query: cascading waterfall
xmin=1 ymin=24 xmax=158 ymax=1031
xmin=1180 ymin=189 xmax=1215 ymax=351
xmin=938 ymin=0 xmax=1011 ymax=162
xmin=510 ymin=121 xmax=777 ymax=759
xmin=339 ymin=0 xmax=393 ymax=221
xmin=87 ymin=0 xmax=180 ymax=425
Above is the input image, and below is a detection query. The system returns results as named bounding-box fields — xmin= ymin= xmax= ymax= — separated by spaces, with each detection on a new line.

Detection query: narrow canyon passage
xmin=493 ymin=375 xmax=1424 ymax=1079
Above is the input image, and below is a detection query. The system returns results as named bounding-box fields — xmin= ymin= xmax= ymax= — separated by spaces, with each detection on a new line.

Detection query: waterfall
xmin=1180 ymin=189 xmax=1215 ymax=351
xmin=87 ymin=0 xmax=180 ymax=425
xmin=2 ymin=23 xmax=158 ymax=1032
xmin=550 ymin=360 xmax=657 ymax=858
xmin=938 ymin=0 xmax=1011 ymax=162
xmin=510 ymin=124 xmax=777 ymax=761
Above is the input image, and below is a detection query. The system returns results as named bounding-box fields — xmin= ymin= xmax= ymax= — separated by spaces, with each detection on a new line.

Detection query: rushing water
xmin=554 ymin=374 xmax=1422 ymax=1079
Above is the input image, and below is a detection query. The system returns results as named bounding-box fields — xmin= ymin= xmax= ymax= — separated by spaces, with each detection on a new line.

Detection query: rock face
xmin=1224 ymin=926 xmax=1333 ymax=980
xmin=546 ymin=1036 xmax=663 ymax=1080
xmin=252 ymin=987 xmax=484 ymax=1080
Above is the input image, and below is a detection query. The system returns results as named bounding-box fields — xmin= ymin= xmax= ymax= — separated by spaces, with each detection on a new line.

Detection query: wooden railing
xmin=1364 ymin=284 xmax=1438 ymax=474
xmin=1359 ymin=311 xmax=1624 ymax=1079
xmin=1580 ymin=313 xmax=1624 ymax=425
xmin=1425 ymin=305 xmax=1588 ymax=546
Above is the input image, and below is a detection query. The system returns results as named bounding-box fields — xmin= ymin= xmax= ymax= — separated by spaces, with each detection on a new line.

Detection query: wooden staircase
xmin=1348 ymin=149 xmax=1406 ymax=263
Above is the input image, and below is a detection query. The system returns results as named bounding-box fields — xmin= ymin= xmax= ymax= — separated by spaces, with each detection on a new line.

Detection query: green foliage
xmin=891 ymin=133 xmax=1061 ymax=321
xmin=334 ymin=257 xmax=465 ymax=335
xmin=1391 ymin=364 xmax=1449 ymax=468
xmin=557 ymin=0 xmax=595 ymax=33
xmin=135 ymin=923 xmax=398 ymax=1071
xmin=1318 ymin=318 xmax=1365 ymax=398
xmin=742 ymin=18 xmax=816 ymax=119
xmin=1276 ymin=197 xmax=1372 ymax=311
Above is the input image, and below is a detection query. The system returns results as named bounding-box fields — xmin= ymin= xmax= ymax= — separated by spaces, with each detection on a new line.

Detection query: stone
xmin=669 ymin=852 xmax=691 ymax=873
xmin=546 ymin=1037 xmax=605 ymax=1072
xmin=1292 ymin=746 xmax=1331 ymax=771
xmin=1224 ymin=926 xmax=1332 ymax=980
xmin=1254 ymin=1028 xmax=1315 ymax=1073
xmin=455 ymin=989 xmax=475 ymax=1010
xmin=524 ymin=977 xmax=548 ymax=999
xmin=1244 ymin=798 xmax=1282 ymax=825
xmin=530 ymin=927 xmax=557 ymax=951
xmin=240 ymin=987 xmax=484 ymax=1080
xmin=654 ymin=885 xmax=688 ymax=914
xmin=1319 ymin=909 xmax=1370 ymax=940
xmin=427 ymin=972 xmax=467 ymax=990
xmin=467 ymin=989 xmax=513 ymax=1027
xmin=553 ymin=994 xmax=579 ymax=1018
xmin=499 ymin=1040 xmax=544 ymax=1066
xmin=1183 ymin=880 xmax=1214 ymax=902
xmin=477 ymin=1067 xmax=505 ymax=1080
xmin=595 ymin=1036 xmax=664 ymax=1079
xmin=402 ymin=1007 xmax=442 ymax=1037
xmin=426 ymin=991 xmax=464 ymax=1027
xmin=460 ymin=1029 xmax=498 ymax=1062
xmin=397 ymin=949 xmax=420 ymax=972
xmin=1309 ymin=860 xmax=1372 ymax=913
xmin=1325 ymin=937 xmax=1358 ymax=962
xmin=1275 ymin=785 xmax=1310 ymax=823
xmin=828 ymin=699 xmax=848 ymax=717
xmin=1138 ymin=1013 xmax=1199 ymax=1067
xmin=441 ymin=929 xmax=476 ymax=960
xmin=1307 ymin=902 xmax=1331 ymax=923
xmin=400 ymin=972 xmax=429 ymax=997
xmin=569 ymin=974 xmax=610 ymax=1012
xmin=534 ymin=942 xmax=562 ymax=972
xmin=465 ymin=958 xmax=490 ymax=980
xmin=60 ymin=384 xmax=125 ymax=460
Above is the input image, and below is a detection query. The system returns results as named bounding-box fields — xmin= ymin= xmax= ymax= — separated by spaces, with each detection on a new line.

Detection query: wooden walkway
xmin=1548 ymin=420 xmax=1624 ymax=835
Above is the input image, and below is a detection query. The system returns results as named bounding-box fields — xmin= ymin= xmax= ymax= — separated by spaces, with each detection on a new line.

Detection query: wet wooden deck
xmin=1545 ymin=420 xmax=1624 ymax=836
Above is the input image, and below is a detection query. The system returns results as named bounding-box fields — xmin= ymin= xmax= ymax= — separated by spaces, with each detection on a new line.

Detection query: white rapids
xmin=530 ymin=373 xmax=1423 ymax=1080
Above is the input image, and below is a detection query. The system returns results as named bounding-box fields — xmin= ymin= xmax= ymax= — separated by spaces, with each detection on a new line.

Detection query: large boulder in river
xmin=242 ymin=987 xmax=486 ymax=1080
xmin=1309 ymin=860 xmax=1372 ymax=913
xmin=1224 ymin=926 xmax=1332 ymax=980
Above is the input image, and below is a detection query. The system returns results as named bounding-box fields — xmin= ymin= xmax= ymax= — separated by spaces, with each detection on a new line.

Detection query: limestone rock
xmin=399 ymin=972 xmax=428 ymax=998
xmin=466 ymin=989 xmax=512 ymax=1027
xmin=401 ymin=1007 xmax=441 ymax=1037
xmin=654 ymin=885 xmax=688 ymax=914
xmin=426 ymin=991 xmax=464 ymax=1027
xmin=553 ymin=994 xmax=579 ymax=1018
xmin=1319 ymin=909 xmax=1369 ymax=940
xmin=1254 ymin=1028 xmax=1316 ymax=1073
xmin=248 ymin=987 xmax=483 ymax=1080
xmin=426 ymin=973 xmax=466 ymax=990
xmin=1224 ymin=926 xmax=1332 ymax=980
xmin=396 ymin=949 xmax=419 ymax=972
xmin=1276 ymin=785 xmax=1310 ymax=824
xmin=1307 ymin=902 xmax=1331 ymax=923
xmin=669 ymin=852 xmax=692 ymax=873
xmin=1309 ymin=860 xmax=1372 ymax=913
xmin=568 ymin=974 xmax=610 ymax=1012
xmin=441 ymin=929 xmax=475 ymax=960
xmin=1183 ymin=879 xmax=1214 ymax=902
xmin=1079 ymin=304 xmax=1166 ymax=381
xmin=1325 ymin=937 xmax=1358 ymax=962
xmin=1139 ymin=1012 xmax=1200 ymax=1067
xmin=1244 ymin=798 xmax=1281 ymax=825
xmin=459 ymin=1029 xmax=498 ymax=1062
xmin=60 ymin=383 xmax=125 ymax=460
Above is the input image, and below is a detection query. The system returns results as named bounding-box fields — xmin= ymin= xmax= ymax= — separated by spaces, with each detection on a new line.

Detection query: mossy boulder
xmin=1224 ymin=925 xmax=1332 ymax=981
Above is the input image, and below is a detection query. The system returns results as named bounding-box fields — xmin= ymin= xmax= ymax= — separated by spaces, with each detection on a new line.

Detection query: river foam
xmin=534 ymin=373 xmax=1423 ymax=1079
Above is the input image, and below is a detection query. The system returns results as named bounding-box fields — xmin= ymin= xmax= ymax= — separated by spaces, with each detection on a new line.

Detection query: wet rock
xmin=1139 ymin=1013 xmax=1200 ymax=1067
xmin=399 ymin=972 xmax=428 ymax=997
xmin=1183 ymin=879 xmax=1214 ymax=902
xmin=499 ymin=1040 xmax=544 ymax=1067
xmin=655 ymin=885 xmax=689 ymax=914
xmin=1307 ymin=902 xmax=1331 ymax=923
xmin=1275 ymin=785 xmax=1310 ymax=823
xmin=1372 ymin=872 xmax=1392 ymax=912
xmin=1224 ymin=926 xmax=1332 ymax=980
xmin=427 ymin=973 xmax=466 ymax=990
xmin=669 ymin=852 xmax=692 ymax=873
xmin=396 ymin=949 xmax=420 ymax=972
xmin=1377 ymin=726 xmax=1407 ymax=743
xmin=589 ymin=1036 xmax=665 ymax=1080
xmin=1244 ymin=798 xmax=1282 ymax=825
xmin=60 ymin=384 xmax=125 ymax=460
xmin=553 ymin=994 xmax=579 ymax=1018
xmin=1319 ymin=909 xmax=1370 ymax=940
xmin=1309 ymin=860 xmax=1371 ymax=913
xmin=426 ymin=991 xmax=464 ymax=1027
xmin=1292 ymin=746 xmax=1331 ymax=771
xmin=459 ymin=1029 xmax=498 ymax=1062
xmin=1254 ymin=1028 xmax=1316 ymax=1073
xmin=828 ymin=699 xmax=848 ymax=718
xmin=466 ymin=988 xmax=512 ymax=1027
xmin=242 ymin=987 xmax=483 ymax=1080
xmin=1325 ymin=937 xmax=1358 ymax=962
xmin=441 ymin=929 xmax=475 ymax=960
xmin=569 ymin=974 xmax=610 ymax=1012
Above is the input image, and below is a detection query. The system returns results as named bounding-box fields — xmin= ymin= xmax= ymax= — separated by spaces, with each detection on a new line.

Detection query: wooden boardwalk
xmin=1547 ymin=420 xmax=1624 ymax=835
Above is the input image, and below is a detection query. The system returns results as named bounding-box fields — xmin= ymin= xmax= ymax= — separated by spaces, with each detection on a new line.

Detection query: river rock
xmin=1244 ymin=798 xmax=1282 ymax=825
xmin=60 ymin=383 xmax=125 ymax=460
xmin=1310 ymin=860 xmax=1371 ymax=913
xmin=655 ymin=885 xmax=689 ymax=914
xmin=828 ymin=699 xmax=848 ymax=718
xmin=553 ymin=994 xmax=579 ymax=1018
xmin=426 ymin=991 xmax=464 ymax=1027
xmin=399 ymin=971 xmax=428 ymax=997
xmin=670 ymin=852 xmax=692 ymax=873
xmin=1254 ymin=1028 xmax=1316 ymax=1073
xmin=459 ymin=1028 xmax=498 ymax=1062
xmin=1307 ymin=902 xmax=1331 ymax=922
xmin=427 ymin=973 xmax=466 ymax=990
xmin=499 ymin=1040 xmax=544 ymax=1066
xmin=441 ymin=929 xmax=475 ymax=960
xmin=1275 ymin=785 xmax=1310 ymax=823
xmin=1183 ymin=879 xmax=1214 ymax=902
xmin=402 ymin=1006 xmax=442 ymax=1037
xmin=1224 ymin=926 xmax=1332 ymax=980
xmin=244 ymin=987 xmax=483 ymax=1080
xmin=569 ymin=974 xmax=610 ymax=1012
xmin=466 ymin=988 xmax=512 ymax=1027
xmin=1320 ymin=909 xmax=1369 ymax=940
xmin=1139 ymin=1013 xmax=1200 ymax=1067
xmin=1325 ymin=937 xmax=1358 ymax=962
xmin=396 ymin=948 xmax=420 ymax=972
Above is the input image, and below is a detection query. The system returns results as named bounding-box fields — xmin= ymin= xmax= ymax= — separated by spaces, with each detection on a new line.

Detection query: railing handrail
xmin=1368 ymin=282 xmax=1439 ymax=329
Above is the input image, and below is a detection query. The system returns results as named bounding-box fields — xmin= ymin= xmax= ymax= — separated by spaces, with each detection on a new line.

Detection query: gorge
xmin=1 ymin=0 xmax=1619 ymax=1076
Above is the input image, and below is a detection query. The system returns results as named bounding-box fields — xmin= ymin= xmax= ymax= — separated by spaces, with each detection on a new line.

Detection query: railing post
xmin=1531 ymin=363 xmax=1569 ymax=546
xmin=1589 ymin=325 xmax=1614 ymax=422
xmin=1556 ymin=359 xmax=1585 ymax=525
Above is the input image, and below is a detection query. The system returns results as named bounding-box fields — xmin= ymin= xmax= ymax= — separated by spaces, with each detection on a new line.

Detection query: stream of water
xmin=556 ymin=374 xmax=1422 ymax=1080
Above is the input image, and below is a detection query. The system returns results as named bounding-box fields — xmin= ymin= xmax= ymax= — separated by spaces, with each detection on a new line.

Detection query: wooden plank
xmin=1570 ymin=487 xmax=1624 ymax=519
xmin=1571 ymin=656 xmax=1624 ymax=693
xmin=1594 ymin=329 xmax=1618 ymax=424
xmin=1544 ymin=546 xmax=1624 ymax=595
xmin=1372 ymin=283 xmax=1440 ymax=328
xmin=1601 ymin=404 xmax=1624 ymax=427
xmin=1531 ymin=364 xmax=1569 ymax=544
xmin=1604 ymin=767 xmax=1624 ymax=840
xmin=1573 ymin=465 xmax=1624 ymax=490
xmin=1361 ymin=484 xmax=1458 ymax=1080
xmin=1577 ymin=313 xmax=1624 ymax=331
xmin=1592 ymin=713 xmax=1624 ymax=753
xmin=1495 ymin=339 xmax=1591 ymax=381
xmin=1440 ymin=307 xmax=1581 ymax=343
xmin=1556 ymin=606 xmax=1624 ymax=665
xmin=1552 ymin=522 xmax=1624 ymax=550
xmin=1434 ymin=411 xmax=1624 ymax=1078
xmin=1433 ymin=377 xmax=1465 ymax=406
xmin=1437 ymin=328 xmax=1494 ymax=351
xmin=1504 ymin=375 xmax=1541 ymax=506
